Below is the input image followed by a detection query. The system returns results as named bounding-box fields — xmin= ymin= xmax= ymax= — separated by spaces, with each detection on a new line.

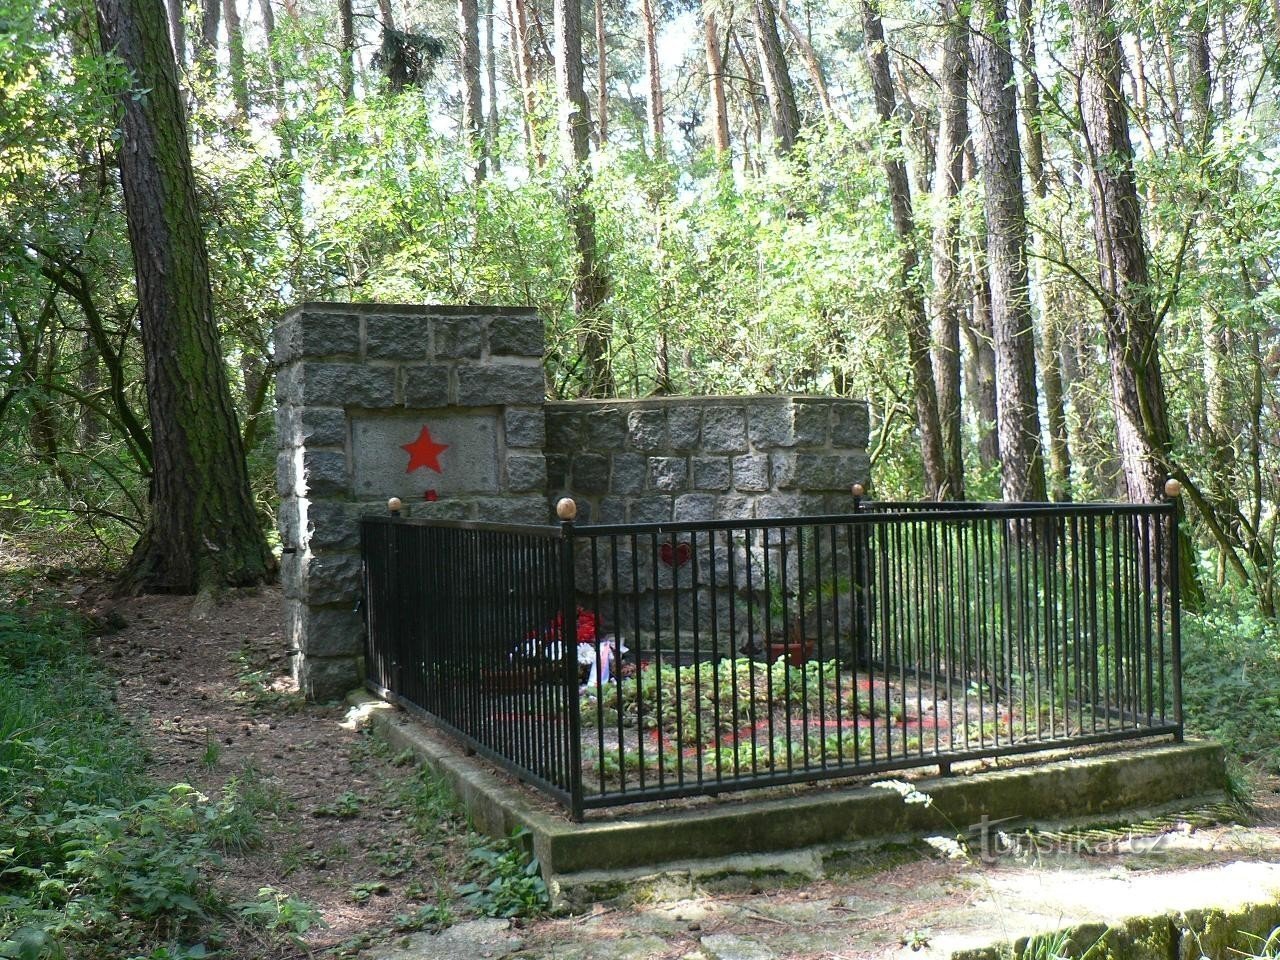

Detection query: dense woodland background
xmin=2 ymin=0 xmax=1279 ymax=606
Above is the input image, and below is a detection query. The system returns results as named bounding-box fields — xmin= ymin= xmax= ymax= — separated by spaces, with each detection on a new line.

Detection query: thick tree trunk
xmin=861 ymin=0 xmax=948 ymax=499
xmin=777 ymin=0 xmax=832 ymax=122
xmin=595 ymin=0 xmax=607 ymax=145
xmin=704 ymin=8 xmax=730 ymax=158
xmin=554 ymin=0 xmax=611 ymax=394
xmin=973 ymin=0 xmax=1046 ymax=501
xmin=459 ymin=0 xmax=487 ymax=180
xmin=929 ymin=0 xmax=968 ymax=499
xmin=1071 ymin=0 xmax=1169 ymax=504
xmin=1070 ymin=0 xmax=1202 ymax=603
xmin=95 ymin=0 xmax=271 ymax=593
xmin=376 ymin=0 xmax=396 ymax=28
xmin=753 ymin=0 xmax=800 ymax=154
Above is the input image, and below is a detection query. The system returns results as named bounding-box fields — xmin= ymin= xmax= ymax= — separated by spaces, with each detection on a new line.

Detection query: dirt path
xmin=94 ymin=585 xmax=477 ymax=958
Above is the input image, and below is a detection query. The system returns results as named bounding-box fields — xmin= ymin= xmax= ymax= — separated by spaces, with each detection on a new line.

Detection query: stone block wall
xmin=275 ymin=303 xmax=546 ymax=700
xmin=276 ymin=304 xmax=871 ymax=699
xmin=544 ymin=397 xmax=870 ymax=524
xmin=542 ymin=397 xmax=870 ymax=652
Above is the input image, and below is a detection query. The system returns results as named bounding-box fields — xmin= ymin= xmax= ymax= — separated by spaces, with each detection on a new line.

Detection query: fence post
xmin=1164 ymin=479 xmax=1184 ymax=743
xmin=557 ymin=497 xmax=585 ymax=821
xmin=386 ymin=497 xmax=403 ymax=697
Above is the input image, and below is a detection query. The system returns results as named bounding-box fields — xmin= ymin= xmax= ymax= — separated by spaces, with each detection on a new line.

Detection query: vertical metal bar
xmin=1168 ymin=501 xmax=1184 ymax=741
xmin=1140 ymin=512 xmax=1154 ymax=726
xmin=709 ymin=529 xmax=723 ymax=787
xmin=691 ymin=528 xmax=704 ymax=788
xmin=560 ymin=517 xmax=584 ymax=821
xmin=670 ymin=529 xmax=685 ymax=789
xmin=780 ymin=524 xmax=795 ymax=774
xmin=746 ymin=529 xmax=760 ymax=776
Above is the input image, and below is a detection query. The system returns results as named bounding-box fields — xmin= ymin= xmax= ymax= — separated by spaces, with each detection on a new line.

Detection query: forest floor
xmin=67 ymin=583 xmax=1280 ymax=959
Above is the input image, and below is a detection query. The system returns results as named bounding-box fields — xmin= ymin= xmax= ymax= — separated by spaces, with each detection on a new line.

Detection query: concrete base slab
xmin=349 ymin=691 xmax=1231 ymax=917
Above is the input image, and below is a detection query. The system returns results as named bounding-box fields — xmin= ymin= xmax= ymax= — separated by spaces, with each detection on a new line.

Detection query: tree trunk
xmin=338 ymin=0 xmax=355 ymax=100
xmin=704 ymin=8 xmax=730 ymax=158
xmin=641 ymin=0 xmax=664 ymax=158
xmin=1188 ymin=10 xmax=1234 ymax=505
xmin=595 ymin=0 xmax=607 ymax=145
xmin=94 ymin=0 xmax=271 ymax=593
xmin=377 ymin=0 xmax=396 ymax=28
xmin=554 ymin=0 xmax=611 ymax=394
xmin=223 ymin=0 xmax=249 ymax=117
xmin=731 ymin=31 xmax=766 ymax=171
xmin=167 ymin=0 xmax=185 ymax=66
xmin=195 ymin=0 xmax=218 ymax=82
xmin=509 ymin=0 xmax=542 ymax=169
xmin=861 ymin=0 xmax=948 ymax=499
xmin=753 ymin=0 xmax=800 ymax=154
xmin=973 ymin=0 xmax=1046 ymax=501
xmin=486 ymin=0 xmax=501 ymax=170
xmin=776 ymin=0 xmax=833 ymax=122
xmin=1071 ymin=0 xmax=1170 ymax=504
xmin=1016 ymin=0 xmax=1070 ymax=500
xmin=459 ymin=0 xmax=486 ymax=180
xmin=929 ymin=0 xmax=968 ymax=499
xmin=1069 ymin=0 xmax=1202 ymax=603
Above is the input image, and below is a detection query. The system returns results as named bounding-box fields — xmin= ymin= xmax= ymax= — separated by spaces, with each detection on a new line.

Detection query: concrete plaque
xmin=351 ymin=413 xmax=500 ymax=498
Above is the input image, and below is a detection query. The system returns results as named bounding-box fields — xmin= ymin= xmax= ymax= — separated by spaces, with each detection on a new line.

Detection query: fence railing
xmin=362 ymin=497 xmax=1182 ymax=820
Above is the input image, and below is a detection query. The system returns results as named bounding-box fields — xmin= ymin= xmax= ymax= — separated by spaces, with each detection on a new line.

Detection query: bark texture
xmin=861 ymin=0 xmax=948 ymax=498
xmin=95 ymin=0 xmax=271 ymax=592
xmin=554 ymin=0 xmax=611 ymax=394
xmin=166 ymin=0 xmax=185 ymax=65
xmin=641 ymin=0 xmax=664 ymax=157
xmin=223 ymin=0 xmax=249 ymax=117
xmin=459 ymin=0 xmax=487 ymax=180
xmin=929 ymin=0 xmax=968 ymax=499
xmin=338 ymin=0 xmax=355 ymax=100
xmin=595 ymin=0 xmax=607 ymax=145
xmin=973 ymin=0 xmax=1046 ymax=501
xmin=704 ymin=8 xmax=730 ymax=157
xmin=1070 ymin=0 xmax=1171 ymax=505
xmin=1017 ymin=0 xmax=1071 ymax=500
xmin=754 ymin=0 xmax=800 ymax=154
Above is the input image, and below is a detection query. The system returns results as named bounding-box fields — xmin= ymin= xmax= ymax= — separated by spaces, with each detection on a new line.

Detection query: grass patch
xmin=1181 ymin=591 xmax=1280 ymax=773
xmin=0 ymin=588 xmax=311 ymax=959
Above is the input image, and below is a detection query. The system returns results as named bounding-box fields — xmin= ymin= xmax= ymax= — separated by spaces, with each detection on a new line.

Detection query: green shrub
xmin=1181 ymin=590 xmax=1280 ymax=770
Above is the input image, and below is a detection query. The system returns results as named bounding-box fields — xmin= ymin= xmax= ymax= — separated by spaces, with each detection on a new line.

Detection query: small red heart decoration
xmin=658 ymin=542 xmax=691 ymax=568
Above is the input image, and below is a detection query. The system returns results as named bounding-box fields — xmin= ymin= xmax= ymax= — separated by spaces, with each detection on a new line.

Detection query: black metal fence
xmin=362 ymin=498 xmax=1182 ymax=820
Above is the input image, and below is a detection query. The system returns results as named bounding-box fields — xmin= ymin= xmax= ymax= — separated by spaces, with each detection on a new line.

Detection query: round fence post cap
xmin=387 ymin=496 xmax=403 ymax=513
xmin=556 ymin=497 xmax=578 ymax=521
xmin=851 ymin=483 xmax=866 ymax=498
xmin=1163 ymin=478 xmax=1183 ymax=499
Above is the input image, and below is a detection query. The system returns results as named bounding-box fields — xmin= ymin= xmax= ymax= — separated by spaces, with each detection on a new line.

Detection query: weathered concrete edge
xmin=349 ymin=693 xmax=1227 ymax=879
xmin=954 ymin=898 xmax=1280 ymax=960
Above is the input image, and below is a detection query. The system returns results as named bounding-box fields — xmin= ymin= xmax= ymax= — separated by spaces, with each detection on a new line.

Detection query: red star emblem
xmin=402 ymin=425 xmax=449 ymax=474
